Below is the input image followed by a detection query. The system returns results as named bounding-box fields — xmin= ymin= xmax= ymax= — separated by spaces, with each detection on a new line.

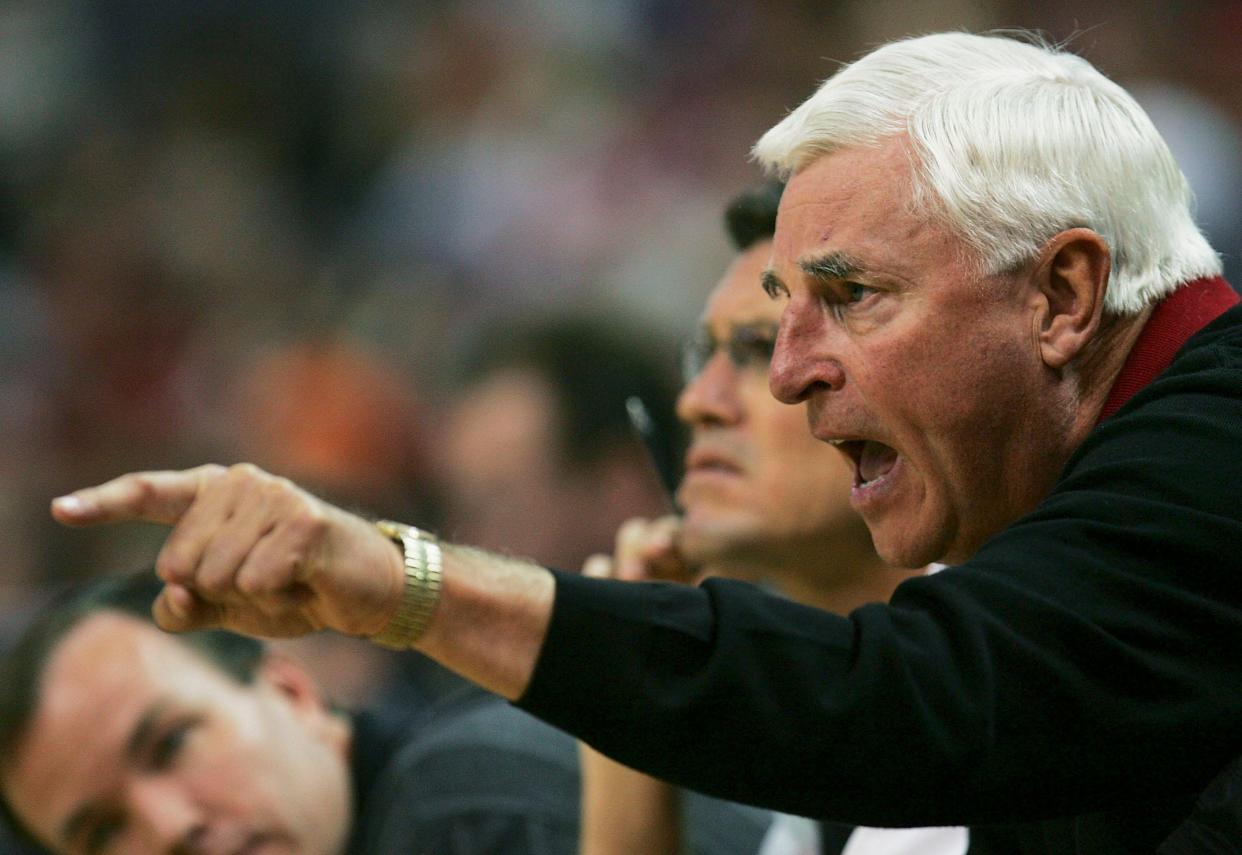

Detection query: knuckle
xmin=130 ymin=474 xmax=158 ymax=504
xmin=236 ymin=573 xmax=269 ymax=597
xmin=277 ymin=552 xmax=305 ymax=585
xmin=194 ymin=464 xmax=228 ymax=492
xmin=226 ymin=462 xmax=263 ymax=483
xmin=197 ymin=568 xmax=231 ymax=594
xmin=155 ymin=551 xmax=186 ymax=582
xmin=298 ymin=502 xmax=328 ymax=536
xmin=270 ymin=475 xmax=303 ymax=502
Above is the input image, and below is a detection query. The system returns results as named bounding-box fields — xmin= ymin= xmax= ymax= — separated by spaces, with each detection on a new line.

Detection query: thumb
xmin=153 ymin=584 xmax=223 ymax=633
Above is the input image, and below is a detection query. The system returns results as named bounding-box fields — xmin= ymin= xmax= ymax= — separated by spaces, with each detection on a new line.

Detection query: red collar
xmin=1098 ymin=276 xmax=1239 ymax=423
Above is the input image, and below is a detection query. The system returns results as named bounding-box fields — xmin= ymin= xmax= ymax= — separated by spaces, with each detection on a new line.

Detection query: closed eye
xmin=149 ymin=717 xmax=199 ymax=770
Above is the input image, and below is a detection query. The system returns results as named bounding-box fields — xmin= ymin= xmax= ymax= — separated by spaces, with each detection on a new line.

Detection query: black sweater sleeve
xmin=517 ymin=309 xmax=1242 ymax=828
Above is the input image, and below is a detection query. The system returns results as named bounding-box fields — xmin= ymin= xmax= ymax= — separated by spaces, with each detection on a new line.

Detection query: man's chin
xmin=678 ymin=514 xmax=768 ymax=577
xmin=868 ymin=518 xmax=948 ymax=571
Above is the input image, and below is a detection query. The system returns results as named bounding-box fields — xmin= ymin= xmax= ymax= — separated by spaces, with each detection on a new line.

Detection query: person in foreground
xmin=0 ymin=572 xmax=369 ymax=855
xmin=577 ymin=180 xmax=962 ymax=855
xmin=50 ymin=31 xmax=1242 ymax=854
xmin=0 ymin=571 xmax=768 ymax=855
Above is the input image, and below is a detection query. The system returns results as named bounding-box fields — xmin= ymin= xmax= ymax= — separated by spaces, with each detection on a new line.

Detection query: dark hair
xmin=0 ymin=570 xmax=265 ymax=845
xmin=457 ymin=315 xmax=683 ymax=486
xmin=724 ymin=180 xmax=785 ymax=252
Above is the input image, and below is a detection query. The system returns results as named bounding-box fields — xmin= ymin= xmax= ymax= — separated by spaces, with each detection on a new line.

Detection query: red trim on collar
xmin=1098 ymin=276 xmax=1239 ymax=423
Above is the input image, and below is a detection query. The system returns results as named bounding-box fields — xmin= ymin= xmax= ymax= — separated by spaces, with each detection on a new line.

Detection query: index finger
xmin=51 ymin=465 xmax=224 ymax=527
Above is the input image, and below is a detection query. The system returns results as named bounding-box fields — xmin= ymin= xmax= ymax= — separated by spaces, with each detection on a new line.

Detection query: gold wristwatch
xmin=370 ymin=520 xmax=443 ymax=650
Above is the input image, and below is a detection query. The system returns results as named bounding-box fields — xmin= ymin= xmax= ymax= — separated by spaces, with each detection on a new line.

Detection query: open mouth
xmin=833 ymin=439 xmax=899 ymax=489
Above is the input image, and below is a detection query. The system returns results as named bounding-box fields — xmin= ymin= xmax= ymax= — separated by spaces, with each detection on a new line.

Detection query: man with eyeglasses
xmin=578 ymin=181 xmax=960 ymax=855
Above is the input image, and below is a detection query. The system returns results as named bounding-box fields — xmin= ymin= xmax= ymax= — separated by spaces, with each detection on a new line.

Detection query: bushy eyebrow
xmin=761 ymin=250 xmax=867 ymax=301
xmin=800 ymin=251 xmax=865 ymax=282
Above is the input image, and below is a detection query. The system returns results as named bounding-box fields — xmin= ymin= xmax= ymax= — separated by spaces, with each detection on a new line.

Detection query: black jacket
xmin=519 ymin=296 xmax=1242 ymax=853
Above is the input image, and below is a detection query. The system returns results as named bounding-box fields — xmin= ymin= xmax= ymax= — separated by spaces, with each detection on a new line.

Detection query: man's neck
xmin=777 ymin=558 xmax=921 ymax=615
xmin=1065 ymin=306 xmax=1154 ymax=443
xmin=749 ymin=529 xmax=919 ymax=615
xmin=1095 ymin=276 xmax=1240 ymax=423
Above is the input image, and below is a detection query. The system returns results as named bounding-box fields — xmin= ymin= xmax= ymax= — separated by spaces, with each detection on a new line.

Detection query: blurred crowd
xmin=3 ymin=0 xmax=1242 ymax=708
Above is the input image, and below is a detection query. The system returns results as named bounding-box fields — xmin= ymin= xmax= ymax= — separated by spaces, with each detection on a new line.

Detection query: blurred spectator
xmin=230 ymin=337 xmax=428 ymax=520
xmin=438 ymin=315 xmax=680 ymax=571
xmin=227 ymin=334 xmax=442 ymax=713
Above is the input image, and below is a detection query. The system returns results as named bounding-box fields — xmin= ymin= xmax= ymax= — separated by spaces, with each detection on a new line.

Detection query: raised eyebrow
xmin=799 ymin=251 xmax=865 ymax=282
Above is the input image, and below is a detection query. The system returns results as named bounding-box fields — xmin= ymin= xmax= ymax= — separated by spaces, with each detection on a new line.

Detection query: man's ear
xmin=256 ymin=650 xmax=327 ymax=714
xmin=1029 ymin=228 xmax=1111 ymax=369
xmin=257 ymin=650 xmax=353 ymax=755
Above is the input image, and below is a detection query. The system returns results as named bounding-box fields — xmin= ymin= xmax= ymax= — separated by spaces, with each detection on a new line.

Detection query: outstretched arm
xmin=51 ymin=344 xmax=1242 ymax=827
xmin=52 ymin=463 xmax=554 ymax=700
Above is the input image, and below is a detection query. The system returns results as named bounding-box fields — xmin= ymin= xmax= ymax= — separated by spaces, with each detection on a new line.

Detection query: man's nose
xmin=769 ymin=303 xmax=845 ymax=404
xmin=676 ymin=350 xmax=743 ymax=427
xmin=127 ymin=778 xmax=206 ymax=853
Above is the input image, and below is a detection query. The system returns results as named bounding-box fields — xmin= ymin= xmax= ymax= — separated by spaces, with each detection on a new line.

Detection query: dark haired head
xmin=724 ymin=180 xmax=785 ymax=252
xmin=457 ymin=315 xmax=682 ymax=486
xmin=0 ymin=571 xmax=265 ymax=843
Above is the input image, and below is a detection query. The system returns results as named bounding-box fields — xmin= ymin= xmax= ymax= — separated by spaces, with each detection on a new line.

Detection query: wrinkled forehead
xmin=770 ymin=143 xmax=976 ymax=293
xmin=773 ymin=143 xmax=924 ymax=255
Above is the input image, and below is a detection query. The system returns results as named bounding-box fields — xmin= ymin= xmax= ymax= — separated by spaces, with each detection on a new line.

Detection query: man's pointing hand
xmin=52 ymin=464 xmax=405 ymax=640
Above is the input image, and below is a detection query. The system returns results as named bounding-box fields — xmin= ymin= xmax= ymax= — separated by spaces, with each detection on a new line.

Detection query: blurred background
xmin=2 ymin=0 xmax=1241 ymax=709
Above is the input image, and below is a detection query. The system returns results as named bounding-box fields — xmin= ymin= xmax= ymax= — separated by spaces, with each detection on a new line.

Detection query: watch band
xmin=370 ymin=520 xmax=443 ymax=650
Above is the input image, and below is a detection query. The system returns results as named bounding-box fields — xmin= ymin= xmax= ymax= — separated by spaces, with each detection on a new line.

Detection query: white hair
xmin=753 ymin=32 xmax=1221 ymax=314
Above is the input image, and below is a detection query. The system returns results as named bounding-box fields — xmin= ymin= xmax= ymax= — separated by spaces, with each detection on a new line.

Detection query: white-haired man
xmin=52 ymin=32 xmax=1242 ymax=854
xmin=576 ymin=180 xmax=956 ymax=855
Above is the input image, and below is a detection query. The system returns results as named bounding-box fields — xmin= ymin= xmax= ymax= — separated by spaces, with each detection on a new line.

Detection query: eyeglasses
xmin=679 ymin=324 xmax=778 ymax=383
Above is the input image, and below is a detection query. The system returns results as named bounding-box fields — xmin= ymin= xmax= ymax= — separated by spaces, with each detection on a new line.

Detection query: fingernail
xmin=53 ymin=495 xmax=86 ymax=514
